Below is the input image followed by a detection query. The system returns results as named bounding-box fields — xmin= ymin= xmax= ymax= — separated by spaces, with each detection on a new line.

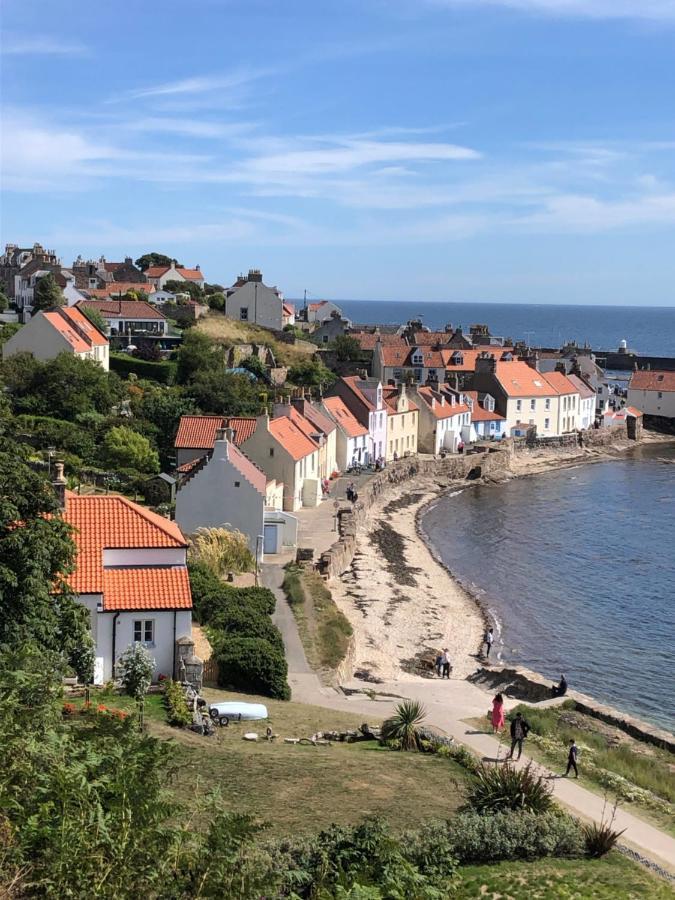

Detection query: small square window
xmin=234 ymin=480 xmax=240 ymax=487
xmin=269 ymin=447 xmax=274 ymax=457
xmin=240 ymin=307 xmax=249 ymax=321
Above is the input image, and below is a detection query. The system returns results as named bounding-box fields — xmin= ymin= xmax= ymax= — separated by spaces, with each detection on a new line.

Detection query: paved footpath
xmin=262 ymin=479 xmax=675 ymax=877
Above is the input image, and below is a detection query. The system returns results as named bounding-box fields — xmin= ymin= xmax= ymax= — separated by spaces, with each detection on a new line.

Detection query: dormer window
xmin=411 ymin=350 xmax=424 ymax=365
xmin=452 ymin=352 xmax=464 ymax=365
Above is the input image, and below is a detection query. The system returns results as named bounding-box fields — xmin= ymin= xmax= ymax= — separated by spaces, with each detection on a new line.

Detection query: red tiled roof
xmin=625 ymin=406 xmax=643 ymax=417
xmin=292 ymin=401 xmax=336 ymax=436
xmin=340 ymin=375 xmax=380 ymax=411
xmin=77 ymin=299 xmax=165 ymax=320
xmin=85 ymin=283 xmax=156 ymax=298
xmin=411 ymin=331 xmax=452 ymax=345
xmin=494 ymin=361 xmax=564 ymax=398
xmin=464 ymin=391 xmax=505 ymax=422
xmin=282 ymin=303 xmax=295 ymax=316
xmin=145 ymin=266 xmax=203 ymax=281
xmin=322 ymin=396 xmax=368 ymax=438
xmin=629 ymin=370 xmax=675 ymax=392
xmin=416 ymin=386 xmax=468 ymax=420
xmin=43 ymin=307 xmax=108 ymax=352
xmin=63 ymin=493 xmax=190 ymax=610
xmin=103 ymin=567 xmax=192 ymax=611
xmin=350 ymin=332 xmax=405 ymax=350
xmin=542 ymin=370 xmax=578 ymax=395
xmin=269 ymin=416 xmax=317 ymax=460
xmin=174 ymin=415 xmax=257 ymax=449
xmin=381 ymin=387 xmax=419 ymax=415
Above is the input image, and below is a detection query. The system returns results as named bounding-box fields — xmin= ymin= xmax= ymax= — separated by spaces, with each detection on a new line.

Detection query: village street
xmin=262 ymin=475 xmax=675 ymax=877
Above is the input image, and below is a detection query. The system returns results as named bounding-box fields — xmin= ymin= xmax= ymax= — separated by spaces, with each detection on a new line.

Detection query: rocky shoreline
xmin=328 ymin=432 xmax=675 ymax=744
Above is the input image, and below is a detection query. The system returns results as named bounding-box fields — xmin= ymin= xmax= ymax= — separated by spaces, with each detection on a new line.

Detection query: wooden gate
xmin=202 ymin=658 xmax=219 ymax=688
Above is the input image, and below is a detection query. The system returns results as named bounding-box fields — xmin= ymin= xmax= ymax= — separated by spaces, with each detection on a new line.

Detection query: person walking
xmin=563 ymin=739 xmax=579 ymax=778
xmin=506 ymin=712 xmax=530 ymax=761
xmin=491 ymin=693 xmax=505 ymax=734
xmin=346 ymin=482 xmax=355 ymax=503
xmin=434 ymin=651 xmax=443 ymax=678
xmin=484 ymin=627 xmax=494 ymax=658
xmin=441 ymin=648 xmax=451 ymax=679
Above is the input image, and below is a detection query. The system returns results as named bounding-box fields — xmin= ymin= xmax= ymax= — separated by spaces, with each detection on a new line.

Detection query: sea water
xmin=421 ymin=443 xmax=675 ymax=731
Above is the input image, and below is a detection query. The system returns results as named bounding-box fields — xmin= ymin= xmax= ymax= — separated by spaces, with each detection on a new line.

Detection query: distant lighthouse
xmin=618 ymin=339 xmax=628 ymax=354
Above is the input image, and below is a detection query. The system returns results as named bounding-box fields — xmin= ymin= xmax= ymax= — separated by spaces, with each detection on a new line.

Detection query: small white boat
xmin=209 ymin=701 xmax=268 ymax=725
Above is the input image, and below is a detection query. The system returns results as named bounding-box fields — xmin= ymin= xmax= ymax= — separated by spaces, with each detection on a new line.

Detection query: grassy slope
xmin=150 ymin=688 xmax=468 ymax=836
xmin=457 ymin=855 xmax=675 ymax=899
xmin=196 ymin=312 xmax=317 ymax=366
xmin=283 ymin=566 xmax=353 ymax=679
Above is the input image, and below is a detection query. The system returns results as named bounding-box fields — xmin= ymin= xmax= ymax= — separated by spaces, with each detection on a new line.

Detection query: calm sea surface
xmin=337 ymin=300 xmax=675 ymax=357
xmin=421 ymin=444 xmax=675 ymax=732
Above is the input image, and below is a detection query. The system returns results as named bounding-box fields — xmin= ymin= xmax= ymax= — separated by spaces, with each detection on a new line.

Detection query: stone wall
xmin=316 ymin=446 xmax=510 ymax=581
xmin=469 ymin=665 xmax=674 ymax=753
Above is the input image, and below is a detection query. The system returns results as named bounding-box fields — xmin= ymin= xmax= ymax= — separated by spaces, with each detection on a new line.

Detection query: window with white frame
xmin=134 ymin=619 xmax=155 ymax=646
xmin=530 ymin=399 xmax=536 ymax=411
xmin=516 ymin=399 xmax=522 ymax=411
xmin=544 ymin=418 xmax=550 ymax=430
xmin=545 ymin=398 xmax=551 ymax=410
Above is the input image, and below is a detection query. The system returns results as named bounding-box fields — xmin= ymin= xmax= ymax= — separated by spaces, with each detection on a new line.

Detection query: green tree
xmin=28 ymin=352 xmax=116 ymax=419
xmin=0 ymin=289 xmax=9 ymax=311
xmin=0 ymin=321 xmax=21 ymax=346
xmin=0 ymin=439 xmax=91 ymax=666
xmin=288 ymin=358 xmax=336 ymax=388
xmin=102 ymin=425 xmax=160 ymax=473
xmin=207 ymin=291 xmax=226 ymax=311
xmin=203 ymin=282 xmax=224 ymax=295
xmin=189 ymin=369 xmax=260 ymax=415
xmin=80 ymin=304 xmax=107 ymax=333
xmin=333 ymin=334 xmax=362 ymax=361
xmin=134 ymin=251 xmax=176 ymax=271
xmin=241 ymin=355 xmax=266 ymax=380
xmin=175 ymin=329 xmax=220 ymax=384
xmin=32 ymin=273 xmax=65 ymax=311
xmin=133 ymin=386 xmax=196 ymax=466
xmin=164 ymin=278 xmax=203 ymax=299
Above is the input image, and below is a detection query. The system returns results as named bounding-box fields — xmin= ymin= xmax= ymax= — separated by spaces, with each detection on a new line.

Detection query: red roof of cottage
xmin=62 ymin=493 xmax=190 ymax=610
xmin=493 ymin=361 xmax=565 ymax=398
xmin=77 ymin=299 xmax=165 ymax=320
xmin=84 ymin=283 xmax=156 ymax=298
xmin=416 ymin=386 xmax=468 ymax=420
xmin=629 ymin=370 xmax=675 ymax=392
xmin=350 ymin=332 xmax=405 ymax=350
xmin=381 ymin=387 xmax=419 ymax=415
xmin=227 ymin=442 xmax=267 ymax=494
xmin=174 ymin=415 xmax=257 ymax=450
xmin=322 ymin=396 xmax=368 ymax=438
xmin=43 ymin=306 xmax=108 ymax=352
xmin=269 ymin=416 xmax=317 ymax=461
xmin=542 ymin=370 xmax=578 ymax=395
xmin=145 ymin=266 xmax=203 ymax=281
xmin=464 ymin=391 xmax=506 ymax=422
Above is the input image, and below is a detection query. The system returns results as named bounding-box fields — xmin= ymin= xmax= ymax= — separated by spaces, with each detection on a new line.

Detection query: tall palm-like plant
xmin=381 ymin=700 xmax=427 ymax=751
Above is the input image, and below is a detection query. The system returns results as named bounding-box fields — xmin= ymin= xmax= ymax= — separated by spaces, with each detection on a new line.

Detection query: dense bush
xmin=110 ymin=352 xmax=176 ymax=384
xmin=214 ymin=635 xmax=290 ymax=700
xmin=188 ymin=563 xmax=276 ymax=623
xmin=208 ymin=605 xmax=285 ymax=655
xmin=424 ymin=810 xmax=584 ymax=864
xmin=11 ymin=414 xmax=96 ymax=459
xmin=118 ymin=642 xmax=155 ymax=699
xmin=466 ymin=762 xmax=554 ymax=814
xmin=164 ymin=679 xmax=192 ymax=727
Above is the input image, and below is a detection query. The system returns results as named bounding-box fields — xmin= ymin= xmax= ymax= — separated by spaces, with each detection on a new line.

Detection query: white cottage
xmin=62 ymin=482 xmax=192 ymax=684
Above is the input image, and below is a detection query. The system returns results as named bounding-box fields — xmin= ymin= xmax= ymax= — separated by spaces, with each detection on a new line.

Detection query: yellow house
xmin=382 ymin=384 xmax=419 ymax=460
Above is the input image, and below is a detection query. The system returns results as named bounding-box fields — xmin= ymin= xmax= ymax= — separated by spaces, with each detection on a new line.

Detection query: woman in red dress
xmin=491 ymin=693 xmax=506 ymax=733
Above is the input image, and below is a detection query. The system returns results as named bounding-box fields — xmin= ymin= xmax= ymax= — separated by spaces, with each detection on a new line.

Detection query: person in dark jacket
xmin=506 ymin=712 xmax=530 ymax=761
xmin=563 ymin=738 xmax=579 ymax=778
xmin=551 ymin=674 xmax=568 ymax=698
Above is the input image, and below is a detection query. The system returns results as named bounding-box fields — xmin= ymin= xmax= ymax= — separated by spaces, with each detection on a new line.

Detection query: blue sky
xmin=2 ymin=0 xmax=675 ymax=305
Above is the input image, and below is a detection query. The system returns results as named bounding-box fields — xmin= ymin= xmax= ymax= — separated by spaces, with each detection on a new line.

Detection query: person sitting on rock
xmin=551 ymin=674 xmax=568 ymax=698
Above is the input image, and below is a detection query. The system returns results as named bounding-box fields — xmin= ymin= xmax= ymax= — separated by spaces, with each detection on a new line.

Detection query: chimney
xmin=52 ymin=461 xmax=67 ymax=509
xmin=475 ymin=352 xmax=497 ymax=375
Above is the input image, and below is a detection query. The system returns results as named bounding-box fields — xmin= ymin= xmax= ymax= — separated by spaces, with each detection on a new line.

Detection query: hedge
xmin=110 ymin=353 xmax=176 ymax=384
xmin=11 ymin=414 xmax=96 ymax=459
xmin=208 ymin=606 xmax=285 ymax=655
xmin=163 ymin=679 xmax=192 ymax=727
xmin=214 ymin=635 xmax=290 ymax=700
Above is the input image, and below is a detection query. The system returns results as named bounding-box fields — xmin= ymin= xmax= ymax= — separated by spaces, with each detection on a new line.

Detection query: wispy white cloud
xmin=1 ymin=34 xmax=88 ymax=56
xmin=426 ymin=0 xmax=675 ymax=21
xmin=108 ymin=67 xmax=275 ymax=104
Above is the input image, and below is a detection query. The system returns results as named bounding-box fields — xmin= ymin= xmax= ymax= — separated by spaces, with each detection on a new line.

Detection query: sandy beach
xmin=330 ymin=432 xmax=675 ymax=686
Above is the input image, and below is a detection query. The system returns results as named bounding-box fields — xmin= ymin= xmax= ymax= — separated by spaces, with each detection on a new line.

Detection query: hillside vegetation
xmin=197 ymin=311 xmax=317 ymax=366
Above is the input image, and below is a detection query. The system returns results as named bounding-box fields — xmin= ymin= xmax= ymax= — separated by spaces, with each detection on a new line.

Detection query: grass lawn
xmin=149 ymin=688 xmax=469 ymax=835
xmin=283 ymin=565 xmax=353 ymax=681
xmin=456 ymin=854 xmax=675 ymax=899
xmin=196 ymin=312 xmax=317 ymax=367
xmin=66 ymin=687 xmax=167 ymax=722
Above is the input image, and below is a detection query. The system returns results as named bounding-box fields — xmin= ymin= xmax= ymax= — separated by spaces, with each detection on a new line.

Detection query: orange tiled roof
xmin=322 ymin=396 xmax=369 ymax=438
xmin=629 ymin=370 xmax=675 ymax=392
xmin=85 ymin=283 xmax=156 ymax=298
xmin=350 ymin=332 xmax=405 ymax=350
xmin=542 ymin=370 xmax=578 ymax=395
xmin=174 ymin=415 xmax=257 ymax=449
xmin=63 ymin=493 xmax=190 ymax=610
xmin=227 ymin=442 xmax=267 ymax=494
xmin=145 ymin=266 xmax=203 ymax=281
xmin=625 ymin=406 xmax=643 ymax=416
xmin=494 ymin=361 xmax=565 ymax=398
xmin=269 ymin=416 xmax=317 ymax=460
xmin=381 ymin=387 xmax=419 ymax=415
xmin=43 ymin=307 xmax=108 ymax=352
xmin=416 ymin=386 xmax=467 ymax=420
xmin=464 ymin=390 xmax=505 ymax=422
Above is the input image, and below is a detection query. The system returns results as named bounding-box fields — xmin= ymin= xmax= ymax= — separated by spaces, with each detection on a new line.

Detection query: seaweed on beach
xmin=369 ymin=521 xmax=422 ymax=587
xmin=383 ymin=492 xmax=426 ymax=515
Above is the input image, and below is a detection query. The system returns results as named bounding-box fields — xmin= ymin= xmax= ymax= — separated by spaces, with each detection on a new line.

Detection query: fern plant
xmin=466 ymin=763 xmax=554 ymax=814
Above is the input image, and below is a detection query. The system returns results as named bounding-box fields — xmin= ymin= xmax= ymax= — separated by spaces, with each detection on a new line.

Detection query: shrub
xmin=109 ymin=353 xmax=176 ymax=384
xmin=283 ymin=564 xmax=305 ymax=606
xmin=118 ymin=642 xmax=155 ymax=700
xmin=441 ymin=810 xmax=584 ymax=863
xmin=190 ymin=526 xmax=255 ymax=576
xmin=208 ymin=606 xmax=285 ymax=655
xmin=214 ymin=635 xmax=290 ymax=700
xmin=164 ymin=679 xmax=192 ymax=727
xmin=582 ymin=802 xmax=626 ymax=858
xmin=436 ymin=743 xmax=481 ymax=774
xmin=466 ymin=762 xmax=554 ymax=814
xmin=188 ymin=563 xmax=276 ymax=624
xmin=381 ymin=700 xmax=427 ymax=751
